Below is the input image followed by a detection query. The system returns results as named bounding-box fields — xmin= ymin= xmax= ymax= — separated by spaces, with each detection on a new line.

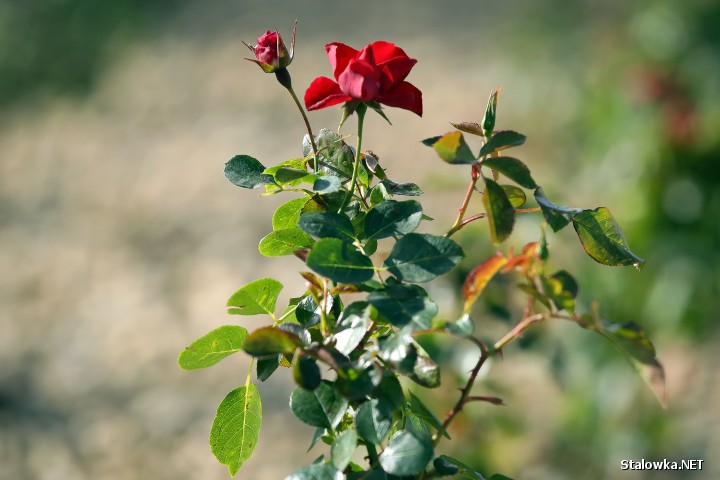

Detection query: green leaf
xmin=347 ymin=468 xmax=387 ymax=480
xmin=330 ymin=429 xmax=357 ymax=471
xmin=483 ymin=178 xmax=515 ymax=244
xmin=502 ymin=185 xmax=526 ymax=208
xmin=272 ymin=167 xmax=315 ymax=185
xmin=285 ymin=465 xmax=344 ymax=480
xmin=333 ymin=303 xmax=371 ymax=355
xmin=482 ymin=87 xmax=500 ymax=136
xmin=489 ymin=475 xmax=514 ymax=480
xmin=294 ymin=355 xmax=322 ymax=391
xmin=450 ymin=121 xmax=484 ymax=136
xmin=373 ymin=374 xmax=406 ymax=411
xmin=258 ymin=227 xmax=315 ymax=257
xmin=409 ymin=354 xmax=441 ymax=389
xmin=479 ymin=130 xmax=526 ymax=157
xmin=378 ymin=332 xmax=417 ymax=373
xmin=290 ymin=381 xmax=349 ymax=429
xmin=299 ymin=212 xmax=357 ymax=241
xmin=424 ymin=131 xmax=477 ymax=164
xmin=306 ymin=238 xmax=375 ymax=284
xmin=380 ymin=179 xmax=423 ymax=196
xmin=210 ymin=384 xmax=262 ymax=476
xmin=304 ymin=129 xmax=354 ymax=179
xmin=534 ymin=187 xmax=583 ymax=232
xmin=462 ymin=253 xmax=508 ymax=313
xmin=369 ymin=282 xmax=438 ymax=331
xmin=355 ymin=398 xmax=392 ymax=444
xmin=482 ymin=156 xmax=536 ymax=189
xmin=336 ymin=364 xmax=383 ymax=401
xmin=227 ymin=278 xmax=283 ymax=316
xmin=273 ymin=197 xmax=310 ymax=231
xmin=178 ymin=326 xmax=248 ymax=370
xmin=224 ymin=155 xmax=274 ymax=189
xmin=408 ymin=391 xmax=445 ymax=435
xmin=243 ymin=326 xmax=301 ymax=357
xmin=257 ymin=355 xmax=280 ymax=381
xmin=445 ymin=313 xmax=475 ymax=337
xmin=369 ymin=183 xmax=392 ymax=206
xmin=378 ymin=429 xmax=433 ymax=476
xmin=313 ymin=175 xmax=342 ymax=193
xmin=364 ymin=200 xmax=423 ymax=240
xmin=433 ymin=455 xmax=486 ymax=479
xmin=384 ymin=233 xmax=464 ymax=283
xmin=572 ymin=207 xmax=645 ymax=267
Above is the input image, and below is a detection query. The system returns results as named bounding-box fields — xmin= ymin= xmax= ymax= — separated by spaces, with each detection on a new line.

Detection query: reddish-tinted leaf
xmin=462 ymin=254 xmax=508 ymax=313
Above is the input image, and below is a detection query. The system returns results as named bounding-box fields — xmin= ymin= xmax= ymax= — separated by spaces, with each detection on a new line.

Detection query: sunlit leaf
xmin=210 ymin=384 xmax=262 ymax=476
xmin=433 ymin=455 xmax=486 ymax=479
xmin=380 ymin=179 xmax=423 ymax=196
xmin=273 ymin=197 xmax=310 ymax=230
xmin=409 ymin=354 xmax=441 ymax=389
xmin=243 ymin=326 xmax=301 ymax=357
xmin=572 ymin=207 xmax=645 ymax=268
xmin=483 ymin=178 xmax=515 ymax=244
xmin=313 ymin=175 xmax=342 ymax=193
xmin=227 ymin=278 xmax=283 ymax=316
xmin=463 ymin=253 xmax=508 ymax=313
xmin=379 ymin=429 xmax=433 ymax=476
xmin=482 ymin=87 xmax=500 ymax=136
xmin=258 ymin=228 xmax=315 ymax=257
xmin=285 ymin=464 xmax=344 ymax=480
xmin=333 ymin=302 xmax=370 ymax=355
xmin=330 ymin=429 xmax=357 ymax=471
xmin=178 ymin=326 xmax=248 ymax=370
xmin=423 ymin=132 xmax=477 ymax=164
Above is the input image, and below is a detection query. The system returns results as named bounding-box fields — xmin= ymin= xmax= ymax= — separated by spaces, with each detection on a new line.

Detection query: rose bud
xmin=243 ymin=22 xmax=296 ymax=73
xmin=304 ymin=40 xmax=422 ymax=117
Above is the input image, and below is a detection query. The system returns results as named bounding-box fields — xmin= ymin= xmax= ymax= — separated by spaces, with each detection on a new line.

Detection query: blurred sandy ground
xmin=1 ymin=1 xmax=718 ymax=479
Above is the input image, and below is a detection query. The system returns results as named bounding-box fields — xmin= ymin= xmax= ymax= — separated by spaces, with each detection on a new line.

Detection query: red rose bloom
xmin=243 ymin=25 xmax=295 ymax=73
xmin=304 ymin=41 xmax=422 ymax=116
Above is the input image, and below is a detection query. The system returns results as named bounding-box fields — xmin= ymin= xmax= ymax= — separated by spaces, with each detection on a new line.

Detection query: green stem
xmin=339 ymin=104 xmax=367 ymax=213
xmin=285 ymin=83 xmax=320 ymax=173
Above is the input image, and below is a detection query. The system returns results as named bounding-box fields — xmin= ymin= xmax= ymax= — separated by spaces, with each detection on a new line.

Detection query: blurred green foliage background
xmin=1 ymin=1 xmax=718 ymax=479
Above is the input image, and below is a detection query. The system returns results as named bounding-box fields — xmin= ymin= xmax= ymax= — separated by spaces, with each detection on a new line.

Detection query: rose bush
xmin=304 ymin=41 xmax=422 ymax=116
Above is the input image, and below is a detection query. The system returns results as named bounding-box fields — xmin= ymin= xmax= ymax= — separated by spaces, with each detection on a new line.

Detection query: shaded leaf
xmin=224 ymin=155 xmax=274 ymax=189
xmin=355 ymin=398 xmax=392 ymax=444
xmin=331 ymin=429 xmax=357 ymax=471
xmin=482 ymin=156 xmax=536 ymax=189
xmin=364 ymin=200 xmax=423 ymax=240
xmin=243 ymin=326 xmax=301 ymax=357
xmin=227 ymin=278 xmax=283 ymax=316
xmin=178 ymin=325 xmax=248 ymax=370
xmin=257 ymin=355 xmax=280 ymax=381
xmin=482 ymin=87 xmax=500 ymax=136
xmin=379 ymin=429 xmax=433 ymax=476
xmin=336 ymin=364 xmax=383 ymax=401
xmin=433 ymin=455 xmax=486 ymax=479
xmin=483 ymin=178 xmax=515 ymax=244
xmin=424 ymin=131 xmax=477 ymax=164
xmin=451 ymin=121 xmax=484 ymax=136
xmin=210 ymin=384 xmax=262 ymax=476
xmin=290 ymin=381 xmax=349 ymax=429
xmin=259 ymin=228 xmax=315 ymax=257
xmin=306 ymin=238 xmax=375 ymax=284
xmin=463 ymin=253 xmax=508 ymax=313
xmin=572 ymin=207 xmax=645 ymax=267
xmin=299 ymin=212 xmax=357 ymax=241
xmin=294 ymin=355 xmax=322 ymax=391
xmin=408 ymin=391 xmax=446 ymax=436
xmin=445 ymin=313 xmax=475 ymax=337
xmin=534 ymin=187 xmax=583 ymax=232
xmin=479 ymin=130 xmax=526 ymax=157
xmin=273 ymin=197 xmax=310 ymax=230
xmin=380 ymin=179 xmax=423 ymax=196
xmin=285 ymin=464 xmax=345 ymax=480
xmin=313 ymin=175 xmax=342 ymax=193
xmin=369 ymin=281 xmax=438 ymax=331
xmin=384 ymin=233 xmax=464 ymax=283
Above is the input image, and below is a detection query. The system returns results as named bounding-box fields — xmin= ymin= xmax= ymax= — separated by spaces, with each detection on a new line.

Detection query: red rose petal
xmin=369 ymin=41 xmax=409 ymax=64
xmin=326 ymin=43 xmax=359 ymax=80
xmin=304 ymin=76 xmax=352 ymax=110
xmin=377 ymin=81 xmax=423 ymax=116
xmin=379 ymin=56 xmax=417 ymax=92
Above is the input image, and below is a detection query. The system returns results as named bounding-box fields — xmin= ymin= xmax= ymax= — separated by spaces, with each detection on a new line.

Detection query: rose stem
xmin=339 ymin=103 xmax=367 ymax=213
xmin=280 ymin=71 xmax=320 ymax=173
